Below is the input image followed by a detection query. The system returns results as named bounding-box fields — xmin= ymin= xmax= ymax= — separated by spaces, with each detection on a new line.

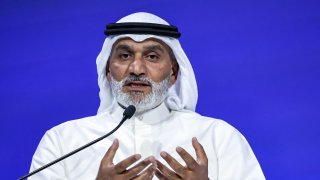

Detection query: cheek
xmin=147 ymin=63 xmax=172 ymax=82
xmin=109 ymin=63 xmax=128 ymax=81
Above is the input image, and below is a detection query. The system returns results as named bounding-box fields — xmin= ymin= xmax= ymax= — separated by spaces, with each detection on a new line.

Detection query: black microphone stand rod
xmin=18 ymin=105 xmax=136 ymax=180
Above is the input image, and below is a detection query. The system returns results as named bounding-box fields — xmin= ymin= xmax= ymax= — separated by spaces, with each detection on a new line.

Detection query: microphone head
xmin=123 ymin=105 xmax=136 ymax=119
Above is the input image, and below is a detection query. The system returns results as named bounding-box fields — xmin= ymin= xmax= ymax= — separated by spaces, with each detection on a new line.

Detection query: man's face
xmin=106 ymin=38 xmax=178 ymax=111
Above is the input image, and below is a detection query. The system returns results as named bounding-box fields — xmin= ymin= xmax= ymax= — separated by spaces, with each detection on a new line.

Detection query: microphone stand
xmin=18 ymin=105 xmax=135 ymax=180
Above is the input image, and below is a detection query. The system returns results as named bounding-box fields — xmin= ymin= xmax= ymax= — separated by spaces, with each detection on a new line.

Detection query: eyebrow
xmin=114 ymin=44 xmax=165 ymax=54
xmin=143 ymin=45 xmax=164 ymax=53
xmin=114 ymin=44 xmax=133 ymax=53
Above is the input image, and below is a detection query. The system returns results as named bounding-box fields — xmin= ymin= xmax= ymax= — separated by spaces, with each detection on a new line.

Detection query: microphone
xmin=122 ymin=105 xmax=136 ymax=119
xmin=18 ymin=105 xmax=136 ymax=180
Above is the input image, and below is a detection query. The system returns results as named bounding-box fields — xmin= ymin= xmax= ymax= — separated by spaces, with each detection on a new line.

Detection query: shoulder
xmin=171 ymin=109 xmax=237 ymax=130
xmin=170 ymin=110 xmax=244 ymax=140
xmin=172 ymin=111 xmax=256 ymax=153
xmin=35 ymin=112 xmax=113 ymax=154
xmin=44 ymin=112 xmax=110 ymax=137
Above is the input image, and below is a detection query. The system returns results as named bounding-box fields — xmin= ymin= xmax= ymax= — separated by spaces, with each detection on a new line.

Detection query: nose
xmin=128 ymin=55 xmax=146 ymax=76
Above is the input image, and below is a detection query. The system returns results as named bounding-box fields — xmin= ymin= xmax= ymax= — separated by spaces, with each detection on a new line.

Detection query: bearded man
xmin=29 ymin=12 xmax=265 ymax=180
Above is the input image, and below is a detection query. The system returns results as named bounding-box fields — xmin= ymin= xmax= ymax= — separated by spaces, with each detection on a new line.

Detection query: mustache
xmin=123 ymin=75 xmax=152 ymax=86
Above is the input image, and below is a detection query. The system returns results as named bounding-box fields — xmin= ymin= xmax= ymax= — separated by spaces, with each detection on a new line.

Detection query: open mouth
xmin=125 ymin=81 xmax=151 ymax=91
xmin=125 ymin=81 xmax=150 ymax=86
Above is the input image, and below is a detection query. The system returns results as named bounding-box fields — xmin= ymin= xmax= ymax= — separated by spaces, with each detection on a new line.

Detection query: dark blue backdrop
xmin=1 ymin=0 xmax=319 ymax=179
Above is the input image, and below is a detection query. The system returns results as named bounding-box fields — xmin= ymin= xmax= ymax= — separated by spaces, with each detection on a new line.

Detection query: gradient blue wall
xmin=1 ymin=0 xmax=319 ymax=179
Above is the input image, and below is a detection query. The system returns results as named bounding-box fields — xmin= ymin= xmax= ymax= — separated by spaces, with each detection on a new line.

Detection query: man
xmin=30 ymin=12 xmax=265 ymax=179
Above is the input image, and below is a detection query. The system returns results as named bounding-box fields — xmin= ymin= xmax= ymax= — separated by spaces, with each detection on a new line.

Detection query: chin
xmin=127 ymin=90 xmax=149 ymax=96
xmin=127 ymin=93 xmax=147 ymax=102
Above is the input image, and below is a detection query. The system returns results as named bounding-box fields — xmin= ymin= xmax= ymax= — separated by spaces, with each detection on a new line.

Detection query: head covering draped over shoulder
xmin=96 ymin=12 xmax=198 ymax=114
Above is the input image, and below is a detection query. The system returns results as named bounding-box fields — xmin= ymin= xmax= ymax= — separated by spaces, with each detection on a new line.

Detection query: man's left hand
xmin=155 ymin=137 xmax=209 ymax=180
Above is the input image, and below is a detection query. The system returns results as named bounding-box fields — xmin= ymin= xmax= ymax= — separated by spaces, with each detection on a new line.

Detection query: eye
xmin=119 ymin=53 xmax=131 ymax=60
xmin=146 ymin=54 xmax=159 ymax=61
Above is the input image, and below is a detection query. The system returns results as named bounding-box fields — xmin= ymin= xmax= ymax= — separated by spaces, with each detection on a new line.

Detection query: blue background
xmin=1 ymin=0 xmax=319 ymax=179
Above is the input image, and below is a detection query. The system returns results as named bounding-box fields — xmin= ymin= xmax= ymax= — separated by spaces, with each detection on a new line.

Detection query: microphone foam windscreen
xmin=123 ymin=105 xmax=136 ymax=119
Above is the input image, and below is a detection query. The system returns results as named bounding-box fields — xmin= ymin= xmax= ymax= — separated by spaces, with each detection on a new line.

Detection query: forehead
xmin=112 ymin=37 xmax=170 ymax=51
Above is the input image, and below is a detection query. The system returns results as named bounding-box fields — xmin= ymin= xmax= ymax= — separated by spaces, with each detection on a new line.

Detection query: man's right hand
xmin=96 ymin=139 xmax=156 ymax=180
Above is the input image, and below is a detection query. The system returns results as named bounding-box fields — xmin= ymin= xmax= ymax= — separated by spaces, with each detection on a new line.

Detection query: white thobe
xmin=29 ymin=103 xmax=265 ymax=179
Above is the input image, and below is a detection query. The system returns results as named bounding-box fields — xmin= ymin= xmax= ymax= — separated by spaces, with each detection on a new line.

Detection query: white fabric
xmin=30 ymin=102 xmax=265 ymax=179
xmin=96 ymin=12 xmax=198 ymax=114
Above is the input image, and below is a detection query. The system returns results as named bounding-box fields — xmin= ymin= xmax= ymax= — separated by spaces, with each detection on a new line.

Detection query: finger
xmin=155 ymin=169 xmax=168 ymax=180
xmin=176 ymin=146 xmax=198 ymax=170
xmin=156 ymin=159 xmax=181 ymax=179
xmin=114 ymin=154 xmax=142 ymax=173
xmin=101 ymin=139 xmax=119 ymax=165
xmin=125 ymin=156 xmax=155 ymax=179
xmin=133 ymin=164 xmax=156 ymax=180
xmin=192 ymin=137 xmax=208 ymax=165
xmin=160 ymin=151 xmax=186 ymax=176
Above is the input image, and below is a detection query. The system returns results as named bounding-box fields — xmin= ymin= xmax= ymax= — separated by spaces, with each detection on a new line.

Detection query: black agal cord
xmin=105 ymin=22 xmax=181 ymax=38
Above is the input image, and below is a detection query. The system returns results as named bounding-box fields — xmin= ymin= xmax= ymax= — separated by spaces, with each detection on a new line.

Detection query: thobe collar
xmin=109 ymin=101 xmax=171 ymax=125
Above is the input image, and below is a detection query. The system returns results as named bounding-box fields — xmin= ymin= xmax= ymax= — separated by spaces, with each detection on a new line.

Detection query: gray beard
xmin=110 ymin=75 xmax=170 ymax=113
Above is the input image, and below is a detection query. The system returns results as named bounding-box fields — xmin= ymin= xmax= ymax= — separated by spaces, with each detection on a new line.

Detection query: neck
xmin=118 ymin=101 xmax=163 ymax=115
